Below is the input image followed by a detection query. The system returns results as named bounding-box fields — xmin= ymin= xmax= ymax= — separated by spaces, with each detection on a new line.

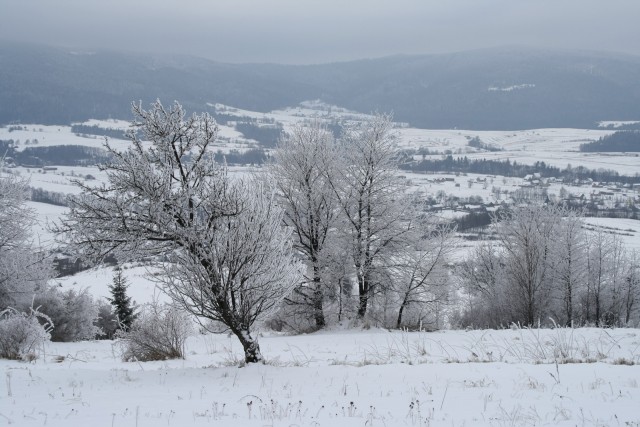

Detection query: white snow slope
xmin=2 ymin=327 xmax=640 ymax=426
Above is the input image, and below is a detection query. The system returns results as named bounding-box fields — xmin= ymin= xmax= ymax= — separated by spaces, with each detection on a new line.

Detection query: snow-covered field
xmin=4 ymin=103 xmax=640 ymax=426
xmin=2 ymin=328 xmax=640 ymax=426
xmin=582 ymin=217 xmax=640 ymax=251
xmin=52 ymin=264 xmax=168 ymax=306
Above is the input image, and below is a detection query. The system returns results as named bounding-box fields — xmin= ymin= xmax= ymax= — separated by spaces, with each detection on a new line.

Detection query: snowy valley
xmin=2 ymin=100 xmax=640 ymax=427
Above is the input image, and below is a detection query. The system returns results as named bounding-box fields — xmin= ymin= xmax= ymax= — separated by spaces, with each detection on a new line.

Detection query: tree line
xmin=580 ymin=131 xmax=640 ymax=152
xmin=71 ymin=124 xmax=128 ymax=140
xmin=402 ymin=155 xmax=640 ymax=184
xmin=3 ymin=144 xmax=111 ymax=167
xmin=457 ymin=204 xmax=639 ymax=328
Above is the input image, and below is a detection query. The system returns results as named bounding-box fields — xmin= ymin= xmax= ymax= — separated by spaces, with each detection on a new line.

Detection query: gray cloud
xmin=1 ymin=0 xmax=639 ymax=63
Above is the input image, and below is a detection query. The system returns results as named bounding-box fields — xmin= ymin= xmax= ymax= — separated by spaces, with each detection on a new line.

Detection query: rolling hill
xmin=2 ymin=42 xmax=640 ymax=129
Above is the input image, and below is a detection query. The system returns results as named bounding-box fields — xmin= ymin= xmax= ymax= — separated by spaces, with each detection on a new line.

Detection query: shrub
xmin=118 ymin=302 xmax=192 ymax=362
xmin=94 ymin=300 xmax=119 ymax=340
xmin=34 ymin=287 xmax=100 ymax=342
xmin=0 ymin=308 xmax=51 ymax=360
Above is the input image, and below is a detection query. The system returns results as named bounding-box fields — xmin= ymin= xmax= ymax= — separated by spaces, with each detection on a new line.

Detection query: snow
xmin=76 ymin=119 xmax=131 ymax=130
xmin=582 ymin=217 xmax=640 ymax=251
xmin=2 ymin=327 xmax=639 ymax=426
xmin=52 ymin=264 xmax=166 ymax=306
xmin=13 ymin=166 xmax=109 ymax=195
xmin=25 ymin=201 xmax=68 ymax=247
xmin=0 ymin=124 xmax=132 ymax=152
xmin=209 ymin=101 xmax=377 ymax=134
xmin=487 ymin=83 xmax=536 ymax=92
xmin=598 ymin=120 xmax=640 ymax=128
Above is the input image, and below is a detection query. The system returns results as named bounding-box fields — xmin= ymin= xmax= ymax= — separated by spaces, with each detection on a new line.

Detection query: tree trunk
xmin=565 ymin=285 xmax=573 ymax=327
xmin=396 ymin=301 xmax=407 ymax=329
xmin=356 ymin=271 xmax=371 ymax=318
xmin=233 ymin=328 xmax=263 ymax=364
xmin=312 ymin=266 xmax=325 ymax=328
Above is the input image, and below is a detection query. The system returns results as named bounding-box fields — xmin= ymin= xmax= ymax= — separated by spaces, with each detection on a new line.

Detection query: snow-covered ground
xmin=25 ymin=201 xmax=68 ymax=247
xmin=2 ymin=327 xmax=639 ymax=426
xmin=396 ymin=127 xmax=614 ymax=154
xmin=582 ymin=217 xmax=640 ymax=251
xmin=0 ymin=124 xmax=132 ymax=152
xmin=52 ymin=264 xmax=165 ymax=306
xmin=598 ymin=120 xmax=640 ymax=128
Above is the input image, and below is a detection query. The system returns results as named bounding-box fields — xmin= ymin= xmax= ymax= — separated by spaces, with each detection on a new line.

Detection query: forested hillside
xmin=2 ymin=42 xmax=640 ymax=129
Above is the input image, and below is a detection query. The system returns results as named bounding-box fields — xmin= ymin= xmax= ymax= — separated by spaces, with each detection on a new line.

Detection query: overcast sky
xmin=1 ymin=0 xmax=639 ymax=64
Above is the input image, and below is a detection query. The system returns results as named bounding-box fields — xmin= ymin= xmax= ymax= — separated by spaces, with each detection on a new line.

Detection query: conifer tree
xmin=108 ymin=267 xmax=136 ymax=332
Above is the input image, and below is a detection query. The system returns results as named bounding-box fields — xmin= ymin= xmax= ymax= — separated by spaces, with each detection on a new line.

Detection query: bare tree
xmin=606 ymin=233 xmax=628 ymax=325
xmin=583 ymin=230 xmax=613 ymax=325
xmin=549 ymin=209 xmax=586 ymax=326
xmin=268 ymin=122 xmax=337 ymax=328
xmin=495 ymin=204 xmax=560 ymax=326
xmin=330 ymin=114 xmax=409 ymax=318
xmin=159 ymin=179 xmax=301 ymax=362
xmin=392 ymin=224 xmax=454 ymax=329
xmin=457 ymin=241 xmax=511 ymax=327
xmin=56 ymin=101 xmax=301 ymax=363
xmin=622 ymin=251 xmax=639 ymax=325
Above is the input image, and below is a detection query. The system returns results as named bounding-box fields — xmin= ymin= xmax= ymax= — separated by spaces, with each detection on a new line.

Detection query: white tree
xmin=0 ymin=169 xmax=51 ymax=310
xmin=57 ymin=101 xmax=301 ymax=363
xmin=583 ymin=229 xmax=613 ymax=324
xmin=549 ymin=209 xmax=586 ymax=326
xmin=268 ymin=121 xmax=337 ymax=328
xmin=494 ymin=204 xmax=560 ymax=326
xmin=605 ymin=233 xmax=628 ymax=325
xmin=457 ymin=241 xmax=511 ymax=327
xmin=392 ymin=223 xmax=454 ymax=329
xmin=330 ymin=114 xmax=409 ymax=318
xmin=582 ymin=230 xmax=634 ymax=326
xmin=621 ymin=251 xmax=639 ymax=325
xmin=159 ymin=179 xmax=301 ymax=361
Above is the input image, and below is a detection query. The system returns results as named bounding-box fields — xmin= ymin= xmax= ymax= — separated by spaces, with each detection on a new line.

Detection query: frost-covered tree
xmin=56 ymin=101 xmax=301 ymax=363
xmin=391 ymin=224 xmax=454 ymax=329
xmin=34 ymin=286 xmax=100 ymax=342
xmin=457 ymin=241 xmax=511 ymax=327
xmin=268 ymin=122 xmax=337 ymax=328
xmin=583 ymin=230 xmax=613 ymax=325
xmin=94 ymin=300 xmax=119 ymax=339
xmin=622 ymin=252 xmax=639 ymax=325
xmin=108 ymin=267 xmax=137 ymax=332
xmin=0 ymin=168 xmax=51 ymax=310
xmin=495 ymin=204 xmax=559 ymax=326
xmin=330 ymin=114 xmax=409 ymax=318
xmin=582 ymin=230 xmax=636 ymax=326
xmin=549 ymin=209 xmax=586 ymax=326
xmin=458 ymin=204 xmax=571 ymax=327
xmin=159 ymin=179 xmax=301 ymax=362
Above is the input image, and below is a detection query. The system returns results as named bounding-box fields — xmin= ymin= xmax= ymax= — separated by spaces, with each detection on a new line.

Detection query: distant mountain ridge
xmin=2 ymin=42 xmax=640 ymax=130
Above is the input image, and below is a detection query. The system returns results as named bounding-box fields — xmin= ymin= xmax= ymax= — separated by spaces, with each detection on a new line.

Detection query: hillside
xmin=2 ymin=42 xmax=640 ymax=129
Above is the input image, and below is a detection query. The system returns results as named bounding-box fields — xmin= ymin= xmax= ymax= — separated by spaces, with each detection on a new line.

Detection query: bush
xmin=0 ymin=308 xmax=51 ymax=360
xmin=118 ymin=302 xmax=192 ymax=362
xmin=34 ymin=287 xmax=100 ymax=342
xmin=94 ymin=300 xmax=119 ymax=340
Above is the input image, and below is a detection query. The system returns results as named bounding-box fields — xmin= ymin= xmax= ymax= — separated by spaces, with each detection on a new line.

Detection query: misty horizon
xmin=1 ymin=0 xmax=640 ymax=64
